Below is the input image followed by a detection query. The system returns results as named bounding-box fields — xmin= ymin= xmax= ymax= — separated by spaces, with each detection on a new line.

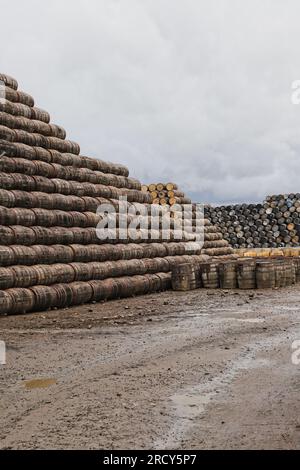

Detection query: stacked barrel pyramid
xmin=0 ymin=73 xmax=232 ymax=315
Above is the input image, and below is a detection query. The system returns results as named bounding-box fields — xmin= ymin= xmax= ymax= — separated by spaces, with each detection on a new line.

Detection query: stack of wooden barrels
xmin=0 ymin=73 xmax=233 ymax=315
xmin=205 ymin=193 xmax=300 ymax=249
xmin=171 ymin=257 xmax=299 ymax=291
xmin=141 ymin=183 xmax=191 ymax=206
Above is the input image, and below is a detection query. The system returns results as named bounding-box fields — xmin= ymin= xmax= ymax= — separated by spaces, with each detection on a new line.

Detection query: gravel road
xmin=1 ymin=286 xmax=300 ymax=449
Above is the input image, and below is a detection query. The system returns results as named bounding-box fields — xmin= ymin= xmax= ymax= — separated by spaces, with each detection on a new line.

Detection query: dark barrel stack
xmin=205 ymin=193 xmax=300 ymax=249
xmin=0 ymin=73 xmax=233 ymax=315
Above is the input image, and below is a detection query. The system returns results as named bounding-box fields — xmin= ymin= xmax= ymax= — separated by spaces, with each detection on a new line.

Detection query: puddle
xmin=236 ymin=318 xmax=265 ymax=324
xmin=274 ymin=305 xmax=300 ymax=312
xmin=171 ymin=392 xmax=211 ymax=419
xmin=184 ymin=313 xmax=210 ymax=318
xmin=221 ymin=317 xmax=265 ymax=324
xmin=24 ymin=378 xmax=57 ymax=390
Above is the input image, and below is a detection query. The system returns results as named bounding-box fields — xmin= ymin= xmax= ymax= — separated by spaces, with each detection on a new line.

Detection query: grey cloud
xmin=1 ymin=0 xmax=300 ymax=204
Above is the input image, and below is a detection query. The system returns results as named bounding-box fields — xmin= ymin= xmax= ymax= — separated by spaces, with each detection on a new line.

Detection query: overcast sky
xmin=1 ymin=0 xmax=300 ymax=204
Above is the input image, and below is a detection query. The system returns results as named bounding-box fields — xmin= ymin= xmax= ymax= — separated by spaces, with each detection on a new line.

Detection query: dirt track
xmin=1 ymin=286 xmax=300 ymax=449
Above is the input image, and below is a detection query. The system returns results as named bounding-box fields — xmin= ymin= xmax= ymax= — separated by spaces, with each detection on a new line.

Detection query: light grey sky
xmin=1 ymin=0 xmax=300 ymax=204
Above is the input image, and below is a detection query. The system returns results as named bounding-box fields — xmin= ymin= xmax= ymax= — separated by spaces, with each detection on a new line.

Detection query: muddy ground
xmin=0 ymin=286 xmax=300 ymax=450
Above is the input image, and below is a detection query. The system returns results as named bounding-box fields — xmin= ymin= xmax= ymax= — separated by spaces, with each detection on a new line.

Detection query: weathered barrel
xmin=70 ymin=282 xmax=93 ymax=305
xmin=237 ymin=259 xmax=256 ymax=289
xmin=0 ymin=226 xmax=14 ymax=245
xmin=0 ymin=267 xmax=15 ymax=289
xmin=149 ymin=273 xmax=162 ymax=293
xmin=10 ymin=246 xmax=36 ymax=265
xmin=0 ymin=246 xmax=15 ymax=266
xmin=156 ymin=272 xmax=172 ymax=291
xmin=0 ymin=74 xmax=18 ymax=90
xmin=293 ymin=258 xmax=300 ymax=283
xmin=0 ymin=290 xmax=13 ymax=314
xmin=30 ymin=285 xmax=57 ymax=311
xmin=284 ymin=260 xmax=296 ymax=286
xmin=0 ymin=189 xmax=16 ymax=208
xmin=171 ymin=263 xmax=200 ymax=291
xmin=291 ymin=261 xmax=296 ymax=284
xmin=4 ymin=87 xmax=35 ymax=107
xmin=51 ymin=284 xmax=74 ymax=308
xmin=218 ymin=261 xmax=237 ymax=289
xmin=7 ymin=288 xmax=35 ymax=314
xmin=256 ymin=261 xmax=276 ymax=289
xmin=274 ymin=260 xmax=285 ymax=288
xmin=11 ymin=265 xmax=38 ymax=288
xmin=200 ymin=262 xmax=219 ymax=289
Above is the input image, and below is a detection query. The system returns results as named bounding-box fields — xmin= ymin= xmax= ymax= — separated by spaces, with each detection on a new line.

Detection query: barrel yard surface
xmin=0 ymin=73 xmax=233 ymax=315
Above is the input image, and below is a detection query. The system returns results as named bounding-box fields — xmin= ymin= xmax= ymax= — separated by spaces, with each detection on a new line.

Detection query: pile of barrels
xmin=0 ymin=274 xmax=173 ymax=315
xmin=205 ymin=193 xmax=300 ymax=249
xmin=172 ymin=257 xmax=299 ymax=291
xmin=0 ymin=73 xmax=233 ymax=315
xmin=141 ymin=183 xmax=191 ymax=206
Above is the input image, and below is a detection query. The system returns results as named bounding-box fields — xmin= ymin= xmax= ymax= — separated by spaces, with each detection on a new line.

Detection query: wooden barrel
xmin=68 ymin=263 xmax=90 ymax=282
xmin=0 ymin=74 xmax=18 ymax=90
xmin=104 ymin=278 xmax=121 ymax=299
xmin=0 ymin=206 xmax=10 ymax=225
xmin=0 ymin=226 xmax=15 ymax=245
xmin=70 ymin=282 xmax=93 ymax=305
xmin=47 ymin=264 xmax=76 ymax=285
xmin=11 ymin=266 xmax=38 ymax=288
xmin=200 ymin=262 xmax=219 ymax=289
xmin=148 ymin=274 xmax=162 ymax=293
xmin=0 ymin=172 xmax=14 ymax=190
xmin=290 ymin=260 xmax=296 ymax=284
xmin=30 ymin=285 xmax=57 ymax=311
xmin=13 ymin=173 xmax=36 ymax=191
xmin=140 ymin=275 xmax=152 ymax=295
xmin=11 ymin=190 xmax=36 ymax=208
xmin=171 ymin=263 xmax=200 ymax=291
xmin=0 ymin=290 xmax=13 ymax=314
xmin=219 ymin=261 xmax=237 ymax=289
xmin=274 ymin=260 xmax=285 ymax=288
xmin=32 ymin=175 xmax=55 ymax=193
xmin=293 ymin=258 xmax=300 ymax=283
xmin=89 ymin=280 xmax=106 ymax=301
xmin=4 ymin=88 xmax=35 ymax=107
xmin=0 ymin=189 xmax=16 ymax=208
xmin=284 ymin=260 xmax=296 ymax=286
xmin=30 ymin=208 xmax=55 ymax=227
xmin=33 ymin=265 xmax=49 ymax=285
xmin=33 ymin=161 xmax=56 ymax=178
xmin=155 ymin=272 xmax=172 ymax=290
xmin=166 ymin=183 xmax=177 ymax=191
xmin=51 ymin=284 xmax=74 ymax=308
xmin=116 ymin=277 xmax=133 ymax=297
xmin=0 ymin=246 xmax=15 ymax=266
xmin=256 ymin=261 xmax=276 ymax=289
xmin=0 ymin=267 xmax=15 ymax=289
xmin=9 ymin=246 xmax=34 ymax=265
xmin=10 ymin=208 xmax=35 ymax=226
xmin=237 ymin=259 xmax=256 ymax=289
xmin=7 ymin=288 xmax=35 ymax=314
